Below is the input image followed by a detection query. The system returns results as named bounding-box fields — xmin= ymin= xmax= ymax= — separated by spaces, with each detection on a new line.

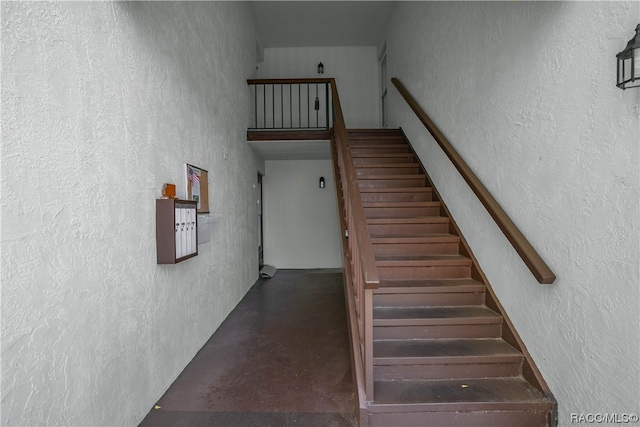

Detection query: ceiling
xmin=251 ymin=1 xmax=394 ymax=48
xmin=249 ymin=2 xmax=393 ymax=160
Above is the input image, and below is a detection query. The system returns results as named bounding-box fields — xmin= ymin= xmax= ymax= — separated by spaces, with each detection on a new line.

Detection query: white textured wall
xmin=263 ymin=160 xmax=342 ymax=269
xmin=1 ymin=2 xmax=261 ymax=426
xmin=257 ymin=46 xmax=381 ymax=128
xmin=386 ymin=2 xmax=639 ymax=425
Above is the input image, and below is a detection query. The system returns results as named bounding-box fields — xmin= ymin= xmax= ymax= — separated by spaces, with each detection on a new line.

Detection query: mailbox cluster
xmin=156 ymin=199 xmax=198 ymax=264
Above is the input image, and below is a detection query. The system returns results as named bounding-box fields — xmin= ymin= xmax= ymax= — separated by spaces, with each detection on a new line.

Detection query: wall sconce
xmin=319 ymin=177 xmax=325 ymax=188
xmin=317 ymin=62 xmax=324 ymax=74
xmin=617 ymin=24 xmax=640 ymax=90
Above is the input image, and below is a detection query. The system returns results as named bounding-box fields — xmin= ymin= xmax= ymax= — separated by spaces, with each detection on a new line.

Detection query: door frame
xmin=257 ymin=173 xmax=264 ymax=269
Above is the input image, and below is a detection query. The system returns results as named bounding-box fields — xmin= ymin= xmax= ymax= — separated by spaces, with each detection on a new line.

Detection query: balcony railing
xmin=247 ymin=79 xmax=331 ymax=131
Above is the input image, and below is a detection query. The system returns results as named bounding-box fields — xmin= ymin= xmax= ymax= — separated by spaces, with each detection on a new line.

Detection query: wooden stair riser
xmin=373 ymin=361 xmax=523 ymax=381
xmin=374 ymin=292 xmax=485 ymax=308
xmin=361 ymin=191 xmax=434 ymax=203
xmin=348 ymin=129 xmax=405 ymax=136
xmin=368 ymin=221 xmax=450 ymax=236
xmin=356 ymin=165 xmax=421 ymax=175
xmin=350 ymin=145 xmax=411 ymax=154
xmin=353 ymin=155 xmax=417 ymax=165
xmin=348 ymin=133 xmax=406 ymax=143
xmin=349 ymin=139 xmax=406 ymax=146
xmin=374 ymin=323 xmax=503 ymax=340
xmin=358 ymin=177 xmax=427 ymax=188
xmin=377 ymin=264 xmax=472 ymax=281
xmin=349 ymin=135 xmax=409 ymax=148
xmin=373 ymin=241 xmax=459 ymax=257
xmin=348 ymin=130 xmax=406 ymax=138
xmin=365 ymin=205 xmax=441 ymax=219
xmin=368 ymin=409 xmax=552 ymax=427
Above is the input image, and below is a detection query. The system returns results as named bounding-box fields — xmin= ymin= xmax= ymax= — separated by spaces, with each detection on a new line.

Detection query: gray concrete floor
xmin=140 ymin=269 xmax=356 ymax=427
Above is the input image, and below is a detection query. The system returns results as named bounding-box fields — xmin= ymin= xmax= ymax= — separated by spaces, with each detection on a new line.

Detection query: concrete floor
xmin=140 ymin=269 xmax=356 ymax=427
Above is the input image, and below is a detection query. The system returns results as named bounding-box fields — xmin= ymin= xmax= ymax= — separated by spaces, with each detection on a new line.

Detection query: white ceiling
xmin=251 ymin=1 xmax=394 ymax=48
xmin=249 ymin=1 xmax=394 ymax=160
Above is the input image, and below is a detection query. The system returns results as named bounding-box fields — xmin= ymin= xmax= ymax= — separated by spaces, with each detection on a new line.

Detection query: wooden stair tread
xmin=374 ymin=338 xmax=521 ymax=362
xmin=349 ymin=138 xmax=406 ymax=141
xmin=348 ymin=128 xmax=402 ymax=131
xmin=360 ymin=187 xmax=433 ymax=193
xmin=374 ymin=306 xmax=501 ymax=325
xmin=375 ymin=279 xmax=485 ymax=293
xmin=351 ymin=143 xmax=409 ymax=148
xmin=358 ymin=174 xmax=424 ymax=179
xmin=368 ymin=217 xmax=449 ymax=224
xmin=348 ymin=130 xmax=404 ymax=135
xmin=349 ymin=134 xmax=404 ymax=138
xmin=356 ymin=163 xmax=420 ymax=168
xmin=348 ymin=131 xmax=404 ymax=138
xmin=364 ymin=201 xmax=439 ymax=207
xmin=371 ymin=377 xmax=552 ymax=410
xmin=351 ymin=152 xmax=415 ymax=158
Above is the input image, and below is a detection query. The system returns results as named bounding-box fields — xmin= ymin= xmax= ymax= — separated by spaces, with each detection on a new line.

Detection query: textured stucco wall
xmin=386 ymin=2 xmax=639 ymax=425
xmin=263 ymin=159 xmax=342 ymax=269
xmin=257 ymin=46 xmax=381 ymax=128
xmin=1 ymin=2 xmax=260 ymax=425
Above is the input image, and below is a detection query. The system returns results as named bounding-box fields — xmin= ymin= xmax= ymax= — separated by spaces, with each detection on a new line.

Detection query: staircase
xmin=347 ymin=129 xmax=556 ymax=427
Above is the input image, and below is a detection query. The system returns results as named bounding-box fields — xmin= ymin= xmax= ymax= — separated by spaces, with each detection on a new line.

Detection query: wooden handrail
xmin=248 ymin=78 xmax=332 ymax=85
xmin=392 ymin=77 xmax=556 ymax=284
xmin=326 ymin=78 xmax=378 ymax=407
xmin=330 ymin=78 xmax=380 ymax=289
xmin=329 ymin=134 xmax=370 ymax=422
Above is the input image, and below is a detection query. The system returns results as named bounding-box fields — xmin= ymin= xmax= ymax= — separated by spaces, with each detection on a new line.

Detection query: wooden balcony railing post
xmin=364 ymin=289 xmax=374 ymax=396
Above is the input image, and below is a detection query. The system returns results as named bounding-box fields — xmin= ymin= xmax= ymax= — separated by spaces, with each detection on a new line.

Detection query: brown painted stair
xmin=348 ymin=129 xmax=556 ymax=427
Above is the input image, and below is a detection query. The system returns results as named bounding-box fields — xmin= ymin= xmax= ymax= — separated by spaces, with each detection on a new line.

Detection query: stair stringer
xmin=398 ymin=127 xmax=558 ymax=424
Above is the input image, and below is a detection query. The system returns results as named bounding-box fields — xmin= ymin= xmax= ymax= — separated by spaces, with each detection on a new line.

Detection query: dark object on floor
xmin=259 ymin=264 xmax=277 ymax=278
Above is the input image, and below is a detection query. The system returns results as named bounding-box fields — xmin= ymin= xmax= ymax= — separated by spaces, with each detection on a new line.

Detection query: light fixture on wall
xmin=616 ymin=24 xmax=640 ymax=90
xmin=319 ymin=177 xmax=325 ymax=189
xmin=317 ymin=62 xmax=324 ymax=74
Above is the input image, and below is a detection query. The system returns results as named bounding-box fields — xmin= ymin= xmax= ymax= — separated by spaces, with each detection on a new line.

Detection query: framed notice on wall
xmin=185 ymin=163 xmax=209 ymax=213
